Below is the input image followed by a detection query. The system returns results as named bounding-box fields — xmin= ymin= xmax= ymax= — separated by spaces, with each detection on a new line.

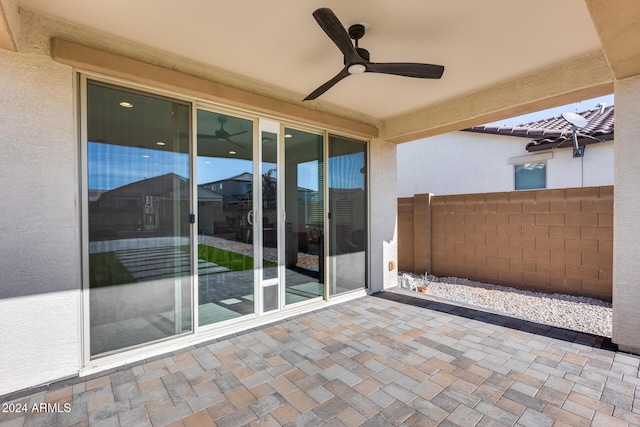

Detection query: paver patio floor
xmin=2 ymin=289 xmax=640 ymax=426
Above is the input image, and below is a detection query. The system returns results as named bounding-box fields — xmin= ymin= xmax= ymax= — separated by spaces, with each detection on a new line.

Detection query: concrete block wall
xmin=398 ymin=186 xmax=613 ymax=301
xmin=398 ymin=197 xmax=415 ymax=272
xmin=413 ymin=193 xmax=432 ymax=274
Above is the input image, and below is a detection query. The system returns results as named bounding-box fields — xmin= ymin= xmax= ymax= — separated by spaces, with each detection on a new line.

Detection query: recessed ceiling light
xmin=156 ymin=141 xmax=166 ymax=146
xmin=284 ymin=134 xmax=293 ymax=138
xmin=229 ymin=151 xmax=237 ymax=155
xmin=119 ymin=101 xmax=133 ymax=108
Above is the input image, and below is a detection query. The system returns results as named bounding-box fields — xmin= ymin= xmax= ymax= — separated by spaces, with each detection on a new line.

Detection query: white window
xmin=515 ymin=162 xmax=546 ymax=190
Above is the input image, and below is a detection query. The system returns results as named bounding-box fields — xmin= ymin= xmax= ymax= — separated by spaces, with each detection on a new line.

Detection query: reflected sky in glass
xmin=89 ymin=141 xmax=363 ymax=192
xmin=88 ymin=141 xmax=189 ymax=190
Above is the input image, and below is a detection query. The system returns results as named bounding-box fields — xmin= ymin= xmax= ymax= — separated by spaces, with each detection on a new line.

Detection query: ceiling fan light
xmin=348 ymin=63 xmax=366 ymax=74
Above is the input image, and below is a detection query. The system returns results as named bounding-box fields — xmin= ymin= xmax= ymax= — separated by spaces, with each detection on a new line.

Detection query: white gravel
xmin=398 ymin=272 xmax=612 ymax=337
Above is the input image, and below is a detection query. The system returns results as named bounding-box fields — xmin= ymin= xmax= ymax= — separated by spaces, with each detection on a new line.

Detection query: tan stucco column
xmin=369 ymin=138 xmax=398 ymax=293
xmin=612 ymin=75 xmax=640 ymax=354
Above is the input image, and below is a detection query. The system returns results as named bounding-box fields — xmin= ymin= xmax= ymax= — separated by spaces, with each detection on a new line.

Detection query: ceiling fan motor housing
xmin=348 ymin=24 xmax=366 ymax=41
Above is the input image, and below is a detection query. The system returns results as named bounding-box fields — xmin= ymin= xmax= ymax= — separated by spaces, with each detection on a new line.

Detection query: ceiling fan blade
xmin=366 ymin=62 xmax=445 ymax=79
xmin=226 ymin=130 xmax=248 ymax=138
xmin=225 ymin=138 xmax=246 ymax=150
xmin=197 ymin=133 xmax=246 ymax=150
xmin=304 ymin=68 xmax=350 ymax=101
xmin=197 ymin=133 xmax=216 ymax=139
xmin=312 ymin=8 xmax=360 ymax=63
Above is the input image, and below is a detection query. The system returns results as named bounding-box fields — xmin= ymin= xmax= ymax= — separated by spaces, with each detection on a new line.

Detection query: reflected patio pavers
xmin=2 ymin=288 xmax=640 ymax=426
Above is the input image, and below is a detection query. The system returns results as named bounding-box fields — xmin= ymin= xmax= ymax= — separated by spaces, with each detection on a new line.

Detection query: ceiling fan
xmin=198 ymin=116 xmax=248 ymax=149
xmin=303 ymin=8 xmax=445 ymax=101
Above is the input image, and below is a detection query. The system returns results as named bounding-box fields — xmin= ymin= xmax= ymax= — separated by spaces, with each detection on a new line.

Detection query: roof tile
xmin=463 ymin=105 xmax=614 ymax=152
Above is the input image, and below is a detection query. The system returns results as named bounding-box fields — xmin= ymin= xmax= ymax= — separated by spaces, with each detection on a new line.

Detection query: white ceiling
xmin=17 ymin=0 xmax=603 ymax=120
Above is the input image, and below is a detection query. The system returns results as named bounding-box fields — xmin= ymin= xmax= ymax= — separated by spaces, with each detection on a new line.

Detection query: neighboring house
xmin=200 ymin=172 xmax=253 ymax=206
xmin=397 ymin=105 xmax=615 ymax=197
xmin=91 ymin=173 xmax=191 ymax=238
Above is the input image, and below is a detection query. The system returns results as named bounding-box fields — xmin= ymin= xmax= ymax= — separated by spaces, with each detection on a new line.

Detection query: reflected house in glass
xmin=90 ymin=173 xmax=194 ymax=239
xmin=199 ymin=172 xmax=253 ymax=239
xmin=200 ymin=172 xmax=253 ymax=207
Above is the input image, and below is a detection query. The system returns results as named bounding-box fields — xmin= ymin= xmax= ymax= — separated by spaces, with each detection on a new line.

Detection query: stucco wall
xmin=397 ymin=131 xmax=614 ymax=198
xmin=369 ymin=138 xmax=398 ymax=292
xmin=0 ymin=48 xmax=80 ymax=395
xmin=612 ymin=75 xmax=640 ymax=354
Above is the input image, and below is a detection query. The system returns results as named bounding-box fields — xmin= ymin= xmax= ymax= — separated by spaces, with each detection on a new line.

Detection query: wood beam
xmin=584 ymin=0 xmax=640 ymax=80
xmin=50 ymin=38 xmax=378 ymax=139
xmin=0 ymin=1 xmax=17 ymax=52
xmin=382 ymin=51 xmax=613 ymax=144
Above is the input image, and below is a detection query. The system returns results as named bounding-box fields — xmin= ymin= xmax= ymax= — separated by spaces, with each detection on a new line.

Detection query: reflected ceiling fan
xmin=198 ymin=116 xmax=248 ymax=149
xmin=303 ymin=8 xmax=445 ymax=101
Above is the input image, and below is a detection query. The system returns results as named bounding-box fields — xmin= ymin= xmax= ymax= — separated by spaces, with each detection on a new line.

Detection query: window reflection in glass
xmin=515 ymin=162 xmax=546 ymax=190
xmin=197 ymin=110 xmax=255 ymax=325
xmin=86 ymin=81 xmax=192 ymax=356
xmin=284 ymin=128 xmax=324 ymax=304
xmin=262 ymin=131 xmax=278 ymax=281
xmin=328 ymin=135 xmax=367 ymax=295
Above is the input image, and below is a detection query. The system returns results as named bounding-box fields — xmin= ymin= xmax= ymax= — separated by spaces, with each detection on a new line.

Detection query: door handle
xmin=247 ymin=210 xmax=254 ymax=225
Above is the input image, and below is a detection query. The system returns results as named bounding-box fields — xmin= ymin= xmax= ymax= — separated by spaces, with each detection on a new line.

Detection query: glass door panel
xmin=196 ymin=110 xmax=255 ymax=325
xmin=284 ymin=128 xmax=324 ymax=304
xmin=328 ymin=135 xmax=367 ymax=295
xmin=86 ymin=81 xmax=192 ymax=356
xmin=261 ymin=131 xmax=278 ymax=282
xmin=261 ymin=129 xmax=279 ymax=312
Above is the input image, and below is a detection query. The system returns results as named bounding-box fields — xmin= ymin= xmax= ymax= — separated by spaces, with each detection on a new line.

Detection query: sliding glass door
xmin=83 ymin=77 xmax=369 ymax=359
xmin=284 ymin=128 xmax=325 ymax=304
xmin=196 ymin=110 xmax=255 ymax=325
xmin=85 ymin=80 xmax=192 ymax=356
xmin=328 ymin=135 xmax=368 ymax=295
xmin=259 ymin=121 xmax=281 ymax=312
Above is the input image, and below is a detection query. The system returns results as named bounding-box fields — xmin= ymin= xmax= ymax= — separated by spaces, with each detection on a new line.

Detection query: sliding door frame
xmin=79 ymin=72 xmax=197 ymax=365
xmin=78 ymin=70 xmax=371 ymax=372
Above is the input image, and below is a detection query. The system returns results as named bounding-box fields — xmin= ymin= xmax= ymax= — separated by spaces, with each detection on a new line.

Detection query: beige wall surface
xmin=0 ymin=48 xmax=80 ymax=395
xmin=399 ymin=186 xmax=613 ymax=301
xmin=612 ymin=75 xmax=640 ymax=354
xmin=369 ymin=138 xmax=398 ymax=292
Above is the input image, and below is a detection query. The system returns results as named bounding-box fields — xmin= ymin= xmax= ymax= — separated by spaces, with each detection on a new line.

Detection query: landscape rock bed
xmin=399 ymin=272 xmax=612 ymax=337
xmin=198 ymin=235 xmax=319 ymax=271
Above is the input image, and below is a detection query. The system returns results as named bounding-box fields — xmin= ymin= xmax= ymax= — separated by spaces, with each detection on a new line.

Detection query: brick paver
xmin=1 ymin=288 xmax=639 ymax=426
